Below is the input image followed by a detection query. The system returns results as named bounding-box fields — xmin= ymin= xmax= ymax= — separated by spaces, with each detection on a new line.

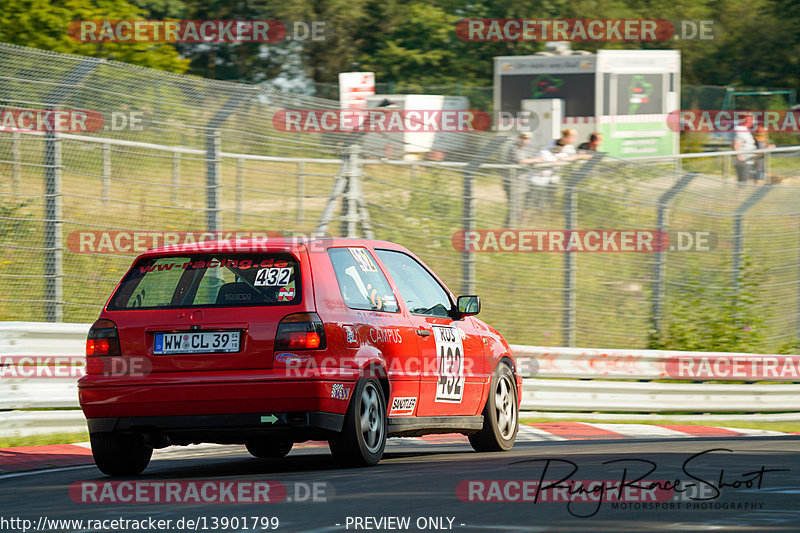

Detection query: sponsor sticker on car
xmin=274 ymin=353 xmax=309 ymax=364
xmin=278 ymin=287 xmax=295 ymax=301
xmin=433 ymin=325 xmax=464 ymax=403
xmin=348 ymin=248 xmax=378 ymax=272
xmin=389 ymin=396 xmax=417 ymax=416
xmin=331 ymin=383 xmax=350 ymax=400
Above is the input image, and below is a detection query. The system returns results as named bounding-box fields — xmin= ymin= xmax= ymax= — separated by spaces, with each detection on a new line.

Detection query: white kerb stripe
xmin=517 ymin=424 xmax=568 ymax=441
xmin=588 ymin=423 xmax=696 ymax=439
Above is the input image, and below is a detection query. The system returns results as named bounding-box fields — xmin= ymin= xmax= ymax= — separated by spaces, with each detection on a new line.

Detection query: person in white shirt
xmin=731 ymin=114 xmax=756 ymax=184
xmin=526 ymin=140 xmax=572 ymax=211
xmin=548 ymin=128 xmax=580 ymax=159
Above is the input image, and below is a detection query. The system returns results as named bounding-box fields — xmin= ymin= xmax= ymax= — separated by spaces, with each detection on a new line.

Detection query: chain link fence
xmin=2 ymin=43 xmax=800 ymax=351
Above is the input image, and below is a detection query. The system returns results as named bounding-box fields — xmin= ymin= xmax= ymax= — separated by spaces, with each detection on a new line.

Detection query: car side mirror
xmin=456 ymin=295 xmax=480 ymax=317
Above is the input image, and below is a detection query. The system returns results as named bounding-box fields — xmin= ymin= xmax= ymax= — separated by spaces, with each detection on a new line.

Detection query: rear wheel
xmin=90 ymin=433 xmax=152 ymax=476
xmin=329 ymin=378 xmax=386 ymax=466
xmin=246 ymin=440 xmax=293 ymax=459
xmin=469 ymin=363 xmax=518 ymax=452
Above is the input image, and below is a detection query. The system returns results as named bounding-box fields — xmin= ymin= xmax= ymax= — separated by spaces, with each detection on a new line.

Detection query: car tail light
xmin=86 ymin=319 xmax=121 ymax=357
xmin=275 ymin=312 xmax=326 ymax=351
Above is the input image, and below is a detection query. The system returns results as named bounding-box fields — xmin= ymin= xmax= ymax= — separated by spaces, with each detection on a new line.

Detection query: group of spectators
xmin=502 ymin=128 xmax=601 ymax=222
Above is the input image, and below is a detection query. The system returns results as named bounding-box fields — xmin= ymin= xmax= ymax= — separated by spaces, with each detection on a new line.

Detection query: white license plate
xmin=154 ymin=331 xmax=240 ymax=355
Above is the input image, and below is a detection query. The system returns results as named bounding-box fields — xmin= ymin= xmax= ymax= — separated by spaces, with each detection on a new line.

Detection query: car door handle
xmin=415 ymin=328 xmax=431 ymax=337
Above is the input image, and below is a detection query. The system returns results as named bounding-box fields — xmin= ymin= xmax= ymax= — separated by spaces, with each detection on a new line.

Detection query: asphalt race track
xmin=2 ymin=434 xmax=800 ymax=533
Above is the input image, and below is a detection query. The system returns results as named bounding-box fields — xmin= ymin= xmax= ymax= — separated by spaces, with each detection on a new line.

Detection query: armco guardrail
xmin=511 ymin=345 xmax=800 ymax=412
xmin=1 ymin=324 xmax=800 ymax=436
xmin=0 ymin=322 xmax=89 ymax=409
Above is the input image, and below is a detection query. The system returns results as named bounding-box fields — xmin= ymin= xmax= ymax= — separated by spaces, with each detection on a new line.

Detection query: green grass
xmin=0 ymin=432 xmax=89 ymax=449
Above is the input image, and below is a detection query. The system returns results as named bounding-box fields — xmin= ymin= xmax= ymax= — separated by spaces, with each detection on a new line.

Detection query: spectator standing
xmin=501 ymin=131 xmax=541 ymax=226
xmin=550 ymin=128 xmax=579 ymax=158
xmin=526 ymin=139 xmax=571 ymax=212
xmin=731 ymin=113 xmax=756 ymax=184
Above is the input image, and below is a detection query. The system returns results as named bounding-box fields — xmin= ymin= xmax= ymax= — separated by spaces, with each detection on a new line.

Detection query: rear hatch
xmin=103 ymin=251 xmax=312 ymax=373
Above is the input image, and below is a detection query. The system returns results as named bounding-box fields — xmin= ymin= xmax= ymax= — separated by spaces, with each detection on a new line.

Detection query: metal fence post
xmin=206 ymin=129 xmax=221 ymax=233
xmin=11 ymin=132 xmax=21 ymax=193
xmin=204 ymin=91 xmax=250 ymax=233
xmin=652 ymin=172 xmax=697 ymax=336
xmin=461 ymin=165 xmax=475 ymax=295
xmin=39 ymin=56 xmax=101 ymax=323
xmin=562 ymin=154 xmax=605 ymax=347
xmin=296 ymin=162 xmax=305 ymax=223
xmin=344 ymin=144 xmax=361 ymax=239
xmin=101 ymin=143 xmax=111 ymax=204
xmin=44 ymin=131 xmax=63 ymax=322
xmin=459 ymin=134 xmax=514 ymax=295
xmin=235 ymin=158 xmax=244 ymax=225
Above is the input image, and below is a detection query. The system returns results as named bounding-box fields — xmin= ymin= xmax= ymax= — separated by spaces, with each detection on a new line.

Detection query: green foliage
xmin=1 ymin=0 xmax=799 ymax=95
xmin=649 ymin=260 xmax=769 ymax=352
xmin=0 ymin=0 xmax=187 ymax=72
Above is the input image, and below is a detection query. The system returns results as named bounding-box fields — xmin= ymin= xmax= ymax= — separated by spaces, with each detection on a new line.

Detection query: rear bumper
xmin=79 ymin=374 xmax=358 ymax=419
xmin=86 ymin=411 xmax=344 ymax=446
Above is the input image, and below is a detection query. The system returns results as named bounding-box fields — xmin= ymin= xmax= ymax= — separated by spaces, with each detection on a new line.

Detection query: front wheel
xmin=90 ymin=433 xmax=152 ymax=476
xmin=469 ymin=363 xmax=518 ymax=452
xmin=329 ymin=378 xmax=386 ymax=466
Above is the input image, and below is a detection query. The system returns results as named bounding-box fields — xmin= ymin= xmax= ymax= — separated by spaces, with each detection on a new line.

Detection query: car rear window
xmin=107 ymin=254 xmax=301 ymax=310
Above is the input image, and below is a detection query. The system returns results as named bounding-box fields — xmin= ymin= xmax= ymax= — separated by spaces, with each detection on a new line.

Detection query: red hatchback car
xmin=78 ymin=238 xmax=522 ymax=475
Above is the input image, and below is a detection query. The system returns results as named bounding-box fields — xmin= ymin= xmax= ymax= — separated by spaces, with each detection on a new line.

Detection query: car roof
xmin=140 ymin=237 xmax=409 ymax=257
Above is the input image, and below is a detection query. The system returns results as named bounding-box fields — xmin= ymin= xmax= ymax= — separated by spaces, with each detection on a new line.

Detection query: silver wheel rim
xmin=495 ymin=374 xmax=517 ymax=440
xmin=359 ymin=383 xmax=384 ymax=453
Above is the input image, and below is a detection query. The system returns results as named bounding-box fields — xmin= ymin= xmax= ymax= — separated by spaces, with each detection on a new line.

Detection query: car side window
xmin=375 ymin=250 xmax=452 ymax=317
xmin=328 ymin=247 xmax=399 ymax=313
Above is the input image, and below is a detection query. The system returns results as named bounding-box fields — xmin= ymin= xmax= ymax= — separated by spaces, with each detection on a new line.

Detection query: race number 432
xmin=254 ymin=267 xmax=292 ymax=286
xmin=433 ymin=325 xmax=464 ymax=402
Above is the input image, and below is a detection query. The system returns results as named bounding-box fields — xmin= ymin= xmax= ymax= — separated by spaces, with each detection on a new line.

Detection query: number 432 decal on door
xmin=433 ymin=325 xmax=464 ymax=402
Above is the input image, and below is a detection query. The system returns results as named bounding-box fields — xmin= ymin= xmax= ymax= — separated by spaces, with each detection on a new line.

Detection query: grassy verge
xmin=0 ymin=432 xmax=89 ymax=449
xmin=520 ymin=416 xmax=800 ymax=433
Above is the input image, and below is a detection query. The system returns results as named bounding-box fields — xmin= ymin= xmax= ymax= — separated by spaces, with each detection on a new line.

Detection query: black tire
xmin=246 ymin=440 xmax=293 ymax=459
xmin=469 ymin=362 xmax=518 ymax=452
xmin=90 ymin=433 xmax=152 ymax=476
xmin=328 ymin=378 xmax=386 ymax=466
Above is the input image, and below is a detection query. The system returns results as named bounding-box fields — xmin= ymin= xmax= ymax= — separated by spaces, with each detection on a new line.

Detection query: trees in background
xmin=0 ymin=0 xmax=797 ymax=92
xmin=0 ymin=0 xmax=188 ymax=72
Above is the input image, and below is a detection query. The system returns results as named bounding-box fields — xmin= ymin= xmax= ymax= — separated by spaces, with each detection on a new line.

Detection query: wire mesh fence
xmin=2 ymin=43 xmax=800 ymax=352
